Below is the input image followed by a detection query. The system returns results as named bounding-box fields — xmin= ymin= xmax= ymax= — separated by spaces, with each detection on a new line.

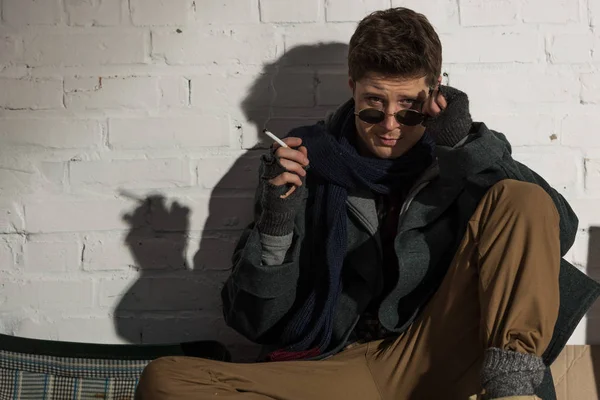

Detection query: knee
xmin=136 ymin=357 xmax=180 ymax=399
xmin=488 ymin=179 xmax=559 ymax=222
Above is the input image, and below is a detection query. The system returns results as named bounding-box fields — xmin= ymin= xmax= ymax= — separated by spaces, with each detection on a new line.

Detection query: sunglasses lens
xmin=395 ymin=110 xmax=425 ymax=126
xmin=358 ymin=109 xmax=385 ymax=124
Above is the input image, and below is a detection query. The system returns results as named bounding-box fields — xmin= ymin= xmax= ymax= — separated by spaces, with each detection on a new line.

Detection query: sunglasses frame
xmin=354 ymin=86 xmax=436 ymax=127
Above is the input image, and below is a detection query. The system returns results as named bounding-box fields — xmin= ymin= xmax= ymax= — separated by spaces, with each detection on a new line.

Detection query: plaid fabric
xmin=0 ymin=350 xmax=149 ymax=400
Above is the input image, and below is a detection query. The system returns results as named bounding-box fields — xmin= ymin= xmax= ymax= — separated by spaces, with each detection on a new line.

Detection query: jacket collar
xmin=346 ymin=122 xmax=512 ymax=234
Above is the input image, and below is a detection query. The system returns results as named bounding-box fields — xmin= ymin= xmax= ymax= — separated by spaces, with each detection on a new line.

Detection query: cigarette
xmin=263 ymin=129 xmax=289 ymax=148
xmin=262 ymin=129 xmax=296 ymax=199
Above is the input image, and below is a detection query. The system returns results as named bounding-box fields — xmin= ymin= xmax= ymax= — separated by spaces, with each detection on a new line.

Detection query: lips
xmin=377 ymin=136 xmax=400 ymax=147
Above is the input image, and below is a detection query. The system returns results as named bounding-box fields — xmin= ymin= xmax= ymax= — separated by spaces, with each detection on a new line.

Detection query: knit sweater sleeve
xmin=260 ymin=232 xmax=293 ymax=265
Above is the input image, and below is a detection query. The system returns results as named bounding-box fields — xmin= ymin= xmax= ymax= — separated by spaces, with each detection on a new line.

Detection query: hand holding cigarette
xmin=263 ymin=130 xmax=309 ymax=199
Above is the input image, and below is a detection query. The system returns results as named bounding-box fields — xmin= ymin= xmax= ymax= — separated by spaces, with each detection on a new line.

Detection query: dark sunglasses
xmin=354 ymin=86 xmax=436 ymax=126
xmin=354 ymin=108 xmax=427 ymax=126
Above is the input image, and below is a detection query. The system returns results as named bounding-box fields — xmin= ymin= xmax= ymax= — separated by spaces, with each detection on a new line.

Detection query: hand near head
xmin=421 ymin=83 xmax=473 ymax=147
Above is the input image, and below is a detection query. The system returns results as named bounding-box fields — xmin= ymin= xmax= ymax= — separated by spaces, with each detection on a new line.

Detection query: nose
xmin=381 ymin=111 xmax=401 ymax=131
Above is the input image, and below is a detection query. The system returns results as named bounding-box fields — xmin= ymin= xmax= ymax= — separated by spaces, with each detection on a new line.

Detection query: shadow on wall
xmin=113 ymin=42 xmax=350 ymax=361
xmin=586 ymin=227 xmax=600 ymax=393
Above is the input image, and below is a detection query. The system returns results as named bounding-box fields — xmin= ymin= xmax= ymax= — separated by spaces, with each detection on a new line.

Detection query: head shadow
xmin=113 ymin=42 xmax=350 ymax=361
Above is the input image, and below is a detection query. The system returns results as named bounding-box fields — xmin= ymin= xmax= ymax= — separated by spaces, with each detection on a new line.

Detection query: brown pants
xmin=136 ymin=180 xmax=560 ymax=400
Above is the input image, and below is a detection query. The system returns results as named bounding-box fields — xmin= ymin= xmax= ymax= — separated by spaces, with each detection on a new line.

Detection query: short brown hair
xmin=348 ymin=8 xmax=442 ymax=87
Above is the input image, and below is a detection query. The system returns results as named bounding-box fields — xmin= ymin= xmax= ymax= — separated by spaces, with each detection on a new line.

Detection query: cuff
xmin=481 ymin=348 xmax=546 ymax=399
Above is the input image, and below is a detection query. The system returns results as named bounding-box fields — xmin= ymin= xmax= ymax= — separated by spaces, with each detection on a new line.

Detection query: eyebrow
xmin=362 ymin=91 xmax=421 ymax=102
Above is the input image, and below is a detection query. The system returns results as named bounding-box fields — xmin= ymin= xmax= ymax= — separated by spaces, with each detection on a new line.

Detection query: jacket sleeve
xmin=220 ymin=176 xmax=308 ymax=345
xmin=500 ymin=156 xmax=578 ymax=257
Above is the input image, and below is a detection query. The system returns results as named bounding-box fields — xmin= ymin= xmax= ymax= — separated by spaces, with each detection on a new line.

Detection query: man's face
xmin=350 ymin=73 xmax=431 ymax=159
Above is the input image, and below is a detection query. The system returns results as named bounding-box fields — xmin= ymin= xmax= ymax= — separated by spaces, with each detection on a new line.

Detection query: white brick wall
xmin=0 ymin=0 xmax=599 ymax=358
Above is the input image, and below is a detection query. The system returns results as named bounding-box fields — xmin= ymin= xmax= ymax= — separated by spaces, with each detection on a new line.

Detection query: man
xmin=136 ymin=7 xmax=600 ymax=400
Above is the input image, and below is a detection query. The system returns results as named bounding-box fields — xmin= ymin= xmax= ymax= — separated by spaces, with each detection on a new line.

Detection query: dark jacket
xmin=222 ymin=121 xmax=600 ymax=370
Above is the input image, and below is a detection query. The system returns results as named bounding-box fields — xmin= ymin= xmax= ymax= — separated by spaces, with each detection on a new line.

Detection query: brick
xmin=242 ymin=115 xmax=324 ymax=149
xmin=23 ymin=30 xmax=147 ymax=66
xmin=561 ymin=114 xmax=600 ymax=147
xmin=25 ymin=200 xmax=129 ymax=232
xmin=272 ymin=71 xmax=315 ymax=107
xmin=569 ymin=199 xmax=600 ymax=231
xmin=83 ymin=236 xmax=132 ymax=271
xmin=482 ymin=114 xmax=558 ymax=146
xmin=588 ymin=226 xmax=600 ymax=270
xmin=0 ymin=162 xmax=64 ymax=199
xmin=196 ymin=0 xmax=260 ymax=24
xmin=0 ymin=239 xmax=14 ymax=271
xmin=283 ymin=24 xmax=354 ymax=65
xmin=459 ymin=0 xmax=518 ymax=26
xmin=548 ymin=34 xmax=595 ymax=64
xmin=65 ymin=0 xmax=122 ymax=26
xmin=0 ymin=65 xmax=28 ymax=79
xmin=0 ymin=168 xmax=32 ymax=195
xmin=0 ymin=280 xmax=94 ymax=310
xmin=0 ymin=78 xmax=62 ymax=109
xmin=37 ymin=162 xmax=67 ymax=194
xmin=70 ymin=158 xmax=192 ymax=188
xmin=130 ymin=0 xmax=193 ymax=26
xmin=2 ymin=0 xmax=62 ymax=25
xmin=17 ymin=316 xmax=137 ymax=344
xmin=196 ymin=155 xmax=260 ymax=189
xmin=160 ymin=77 xmax=189 ymax=108
xmin=61 ymin=317 xmax=139 ymax=343
xmin=512 ymin=150 xmax=580 ymax=194
xmin=259 ymin=0 xmax=320 ymax=23
xmin=317 ymin=71 xmax=350 ymax=106
xmin=391 ymin=0 xmax=459 ymax=32
xmin=99 ymin=274 xmax=223 ymax=311
xmin=191 ymin=73 xmax=272 ymax=109
xmin=187 ymin=195 xmax=254 ymax=231
xmin=193 ymin=235 xmax=240 ymax=271
xmin=451 ymin=70 xmax=579 ymax=108
xmin=84 ymin=234 xmax=189 ymax=271
xmin=521 ymin=0 xmax=579 ymax=24
xmin=152 ymin=27 xmax=281 ymax=66
xmin=585 ymin=158 xmax=600 ymax=191
xmin=109 ymin=116 xmax=230 ymax=149
xmin=564 ymin=230 xmax=591 ymax=269
xmin=0 ymin=35 xmax=22 ymax=63
xmin=441 ymin=31 xmax=542 ymax=63
xmin=581 ymin=73 xmax=600 ymax=104
xmin=325 ymin=0 xmax=389 ymax=22
xmin=139 ymin=315 xmax=253 ymax=346
xmin=0 ymin=119 xmax=103 ymax=149
xmin=0 ymin=203 xmax=23 ymax=233
xmin=592 ymin=0 xmax=600 ymax=27
xmin=140 ymin=316 xmax=220 ymax=343
xmin=23 ymin=238 xmax=81 ymax=273
xmin=65 ymin=76 xmax=159 ymax=110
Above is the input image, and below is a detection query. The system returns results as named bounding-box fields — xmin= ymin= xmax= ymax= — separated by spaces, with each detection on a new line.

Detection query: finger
xmin=281 ymin=137 xmax=303 ymax=148
xmin=281 ymin=186 xmax=297 ymax=199
xmin=436 ymin=93 xmax=447 ymax=111
xmin=275 ymin=147 xmax=310 ymax=166
xmin=269 ymin=172 xmax=303 ymax=188
xmin=298 ymin=146 xmax=308 ymax=161
xmin=426 ymin=86 xmax=443 ymax=116
xmin=279 ymin=158 xmax=307 ymax=177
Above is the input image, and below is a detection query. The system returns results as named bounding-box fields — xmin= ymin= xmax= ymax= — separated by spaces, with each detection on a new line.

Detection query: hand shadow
xmin=115 ymin=42 xmax=350 ymax=362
